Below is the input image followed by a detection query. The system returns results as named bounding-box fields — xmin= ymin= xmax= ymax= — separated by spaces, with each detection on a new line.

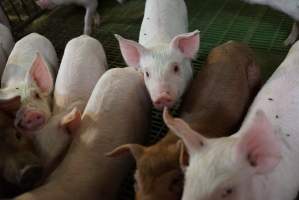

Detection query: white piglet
xmin=116 ymin=0 xmax=200 ymax=109
xmin=32 ymin=35 xmax=108 ymax=173
xmin=0 ymin=23 xmax=14 ymax=77
xmin=243 ymin=0 xmax=299 ymax=45
xmin=0 ymin=33 xmax=58 ymax=134
xmin=36 ymin=0 xmax=124 ymax=35
xmin=163 ymin=41 xmax=299 ymax=200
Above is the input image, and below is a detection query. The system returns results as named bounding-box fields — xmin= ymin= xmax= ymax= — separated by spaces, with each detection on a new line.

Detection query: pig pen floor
xmin=18 ymin=0 xmax=294 ymax=199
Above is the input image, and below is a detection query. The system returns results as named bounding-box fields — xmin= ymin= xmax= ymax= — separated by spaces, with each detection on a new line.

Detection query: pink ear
xmin=115 ymin=34 xmax=146 ymax=68
xmin=170 ymin=30 xmax=200 ymax=59
xmin=60 ymin=107 xmax=81 ymax=134
xmin=237 ymin=110 xmax=281 ymax=174
xmin=106 ymin=144 xmax=145 ymax=161
xmin=29 ymin=53 xmax=53 ymax=94
xmin=163 ymin=108 xmax=205 ymax=155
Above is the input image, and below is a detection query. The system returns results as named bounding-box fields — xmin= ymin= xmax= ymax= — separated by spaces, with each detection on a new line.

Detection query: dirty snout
xmin=15 ymin=108 xmax=46 ymax=132
xmin=3 ymin=152 xmax=43 ymax=190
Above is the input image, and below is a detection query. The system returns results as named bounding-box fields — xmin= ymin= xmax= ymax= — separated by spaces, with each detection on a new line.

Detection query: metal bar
xmin=19 ymin=0 xmax=31 ymax=17
xmin=6 ymin=0 xmax=23 ymax=22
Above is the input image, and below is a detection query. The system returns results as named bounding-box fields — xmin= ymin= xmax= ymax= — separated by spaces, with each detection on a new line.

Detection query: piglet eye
xmin=173 ymin=64 xmax=179 ymax=73
xmin=145 ymin=71 xmax=150 ymax=78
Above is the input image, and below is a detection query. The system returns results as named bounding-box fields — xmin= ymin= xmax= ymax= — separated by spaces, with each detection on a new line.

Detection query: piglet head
xmin=36 ymin=0 xmax=56 ymax=9
xmin=107 ymin=141 xmax=183 ymax=200
xmin=115 ymin=30 xmax=200 ymax=110
xmin=164 ymin=108 xmax=281 ymax=200
xmin=0 ymin=53 xmax=54 ymax=133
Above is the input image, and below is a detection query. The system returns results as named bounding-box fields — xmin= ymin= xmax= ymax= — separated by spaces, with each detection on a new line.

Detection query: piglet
xmin=0 ymin=111 xmax=42 ymax=196
xmin=243 ymin=0 xmax=299 ymax=45
xmin=14 ymin=67 xmax=151 ymax=200
xmin=0 ymin=23 xmax=14 ymax=77
xmin=32 ymin=35 xmax=108 ymax=174
xmin=116 ymin=0 xmax=200 ymax=109
xmin=0 ymin=33 xmax=58 ymax=133
xmin=167 ymin=41 xmax=299 ymax=200
xmin=107 ymin=41 xmax=261 ymax=200
xmin=36 ymin=0 xmax=124 ymax=35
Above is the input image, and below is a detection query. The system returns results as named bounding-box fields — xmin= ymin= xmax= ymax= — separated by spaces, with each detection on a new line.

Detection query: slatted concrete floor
xmin=20 ymin=0 xmax=294 ymax=199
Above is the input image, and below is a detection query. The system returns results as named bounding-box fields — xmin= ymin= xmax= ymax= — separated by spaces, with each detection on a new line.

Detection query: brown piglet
xmin=107 ymin=41 xmax=261 ymax=200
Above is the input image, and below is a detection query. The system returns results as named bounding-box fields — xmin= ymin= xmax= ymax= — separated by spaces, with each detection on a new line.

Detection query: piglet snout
xmin=153 ymin=92 xmax=174 ymax=110
xmin=17 ymin=111 xmax=46 ymax=131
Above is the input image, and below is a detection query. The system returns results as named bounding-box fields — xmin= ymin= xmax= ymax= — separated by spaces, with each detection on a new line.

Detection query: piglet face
xmin=0 ymin=54 xmax=54 ymax=133
xmin=163 ymin=109 xmax=281 ymax=200
xmin=141 ymin=49 xmax=192 ymax=110
xmin=115 ymin=30 xmax=200 ymax=110
xmin=14 ymin=88 xmax=51 ymax=133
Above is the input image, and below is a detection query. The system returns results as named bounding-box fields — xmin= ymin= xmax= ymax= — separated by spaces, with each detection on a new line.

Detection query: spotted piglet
xmin=167 ymin=41 xmax=299 ymax=200
xmin=107 ymin=41 xmax=261 ymax=200
xmin=116 ymin=0 xmax=200 ymax=109
xmin=0 ymin=33 xmax=58 ymax=134
xmin=36 ymin=0 xmax=125 ymax=35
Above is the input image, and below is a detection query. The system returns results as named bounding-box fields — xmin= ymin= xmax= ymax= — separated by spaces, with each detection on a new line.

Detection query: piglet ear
xmin=170 ymin=30 xmax=200 ymax=59
xmin=163 ymin=108 xmax=205 ymax=155
xmin=106 ymin=144 xmax=145 ymax=161
xmin=177 ymin=140 xmax=189 ymax=171
xmin=28 ymin=53 xmax=53 ymax=94
xmin=60 ymin=107 xmax=82 ymax=134
xmin=115 ymin=34 xmax=146 ymax=69
xmin=236 ymin=110 xmax=281 ymax=174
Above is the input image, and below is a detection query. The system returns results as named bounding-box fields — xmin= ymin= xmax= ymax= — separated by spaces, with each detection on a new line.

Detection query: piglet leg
xmin=84 ymin=5 xmax=98 ymax=35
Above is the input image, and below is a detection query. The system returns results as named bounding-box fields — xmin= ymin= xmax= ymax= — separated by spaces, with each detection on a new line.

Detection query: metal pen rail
xmin=0 ymin=0 xmax=44 ymax=35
